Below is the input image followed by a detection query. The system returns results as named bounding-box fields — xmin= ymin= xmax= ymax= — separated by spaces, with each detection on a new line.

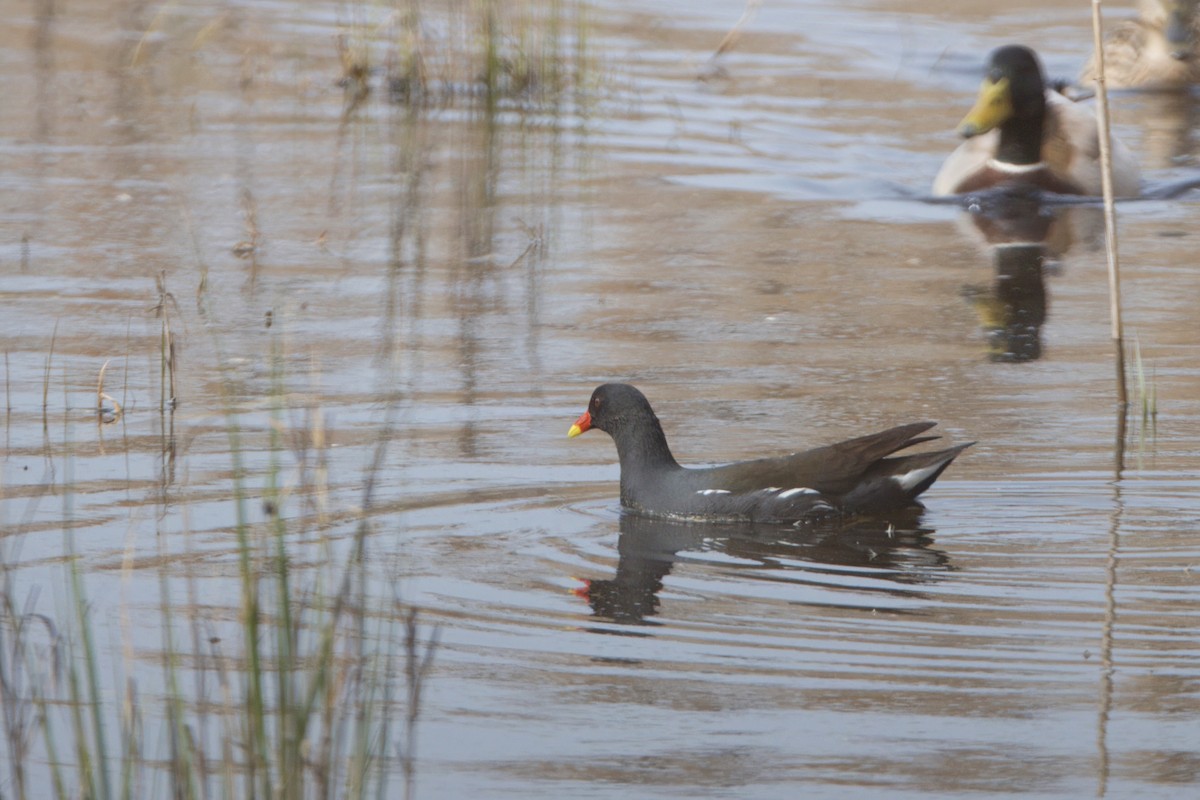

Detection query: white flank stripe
xmin=777 ymin=487 xmax=818 ymax=499
xmin=697 ymin=489 xmax=731 ymax=495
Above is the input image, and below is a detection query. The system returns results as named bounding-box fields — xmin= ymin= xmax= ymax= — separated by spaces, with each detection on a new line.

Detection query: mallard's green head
xmin=957 ymin=45 xmax=1046 ymax=139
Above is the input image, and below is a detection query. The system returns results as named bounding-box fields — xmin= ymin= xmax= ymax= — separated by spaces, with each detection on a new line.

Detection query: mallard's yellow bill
xmin=958 ymin=77 xmax=1012 ymax=138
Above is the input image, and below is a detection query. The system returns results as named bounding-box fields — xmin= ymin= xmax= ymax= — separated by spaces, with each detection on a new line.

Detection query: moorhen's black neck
xmin=995 ymin=96 xmax=1045 ymax=166
xmin=607 ymin=412 xmax=682 ymax=505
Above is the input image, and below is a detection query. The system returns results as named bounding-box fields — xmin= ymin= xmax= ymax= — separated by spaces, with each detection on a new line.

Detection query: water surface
xmin=1 ymin=0 xmax=1198 ymax=797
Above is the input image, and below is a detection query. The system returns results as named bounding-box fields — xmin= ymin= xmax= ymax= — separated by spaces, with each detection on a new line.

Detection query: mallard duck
xmin=933 ymin=45 xmax=1141 ymax=197
xmin=1080 ymin=0 xmax=1200 ymax=90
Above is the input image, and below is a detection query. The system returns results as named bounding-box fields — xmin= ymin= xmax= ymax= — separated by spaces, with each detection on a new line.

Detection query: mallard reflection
xmin=955 ymin=190 xmax=1104 ymax=363
xmin=1123 ymin=90 xmax=1199 ymax=171
xmin=574 ymin=511 xmax=951 ymax=626
xmin=964 ymin=244 xmax=1048 ymax=363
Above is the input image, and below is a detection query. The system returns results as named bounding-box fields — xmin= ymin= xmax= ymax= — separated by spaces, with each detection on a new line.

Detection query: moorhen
xmin=567 ymin=383 xmax=971 ymax=524
xmin=932 ymin=45 xmax=1140 ymax=197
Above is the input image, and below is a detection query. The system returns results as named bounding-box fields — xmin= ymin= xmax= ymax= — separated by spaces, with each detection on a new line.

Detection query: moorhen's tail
xmin=887 ymin=442 xmax=974 ymax=498
xmin=840 ymin=441 xmax=974 ymax=515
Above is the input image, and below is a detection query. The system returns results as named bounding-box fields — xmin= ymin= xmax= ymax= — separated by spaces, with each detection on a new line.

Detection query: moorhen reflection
xmin=574 ymin=511 xmax=952 ymax=625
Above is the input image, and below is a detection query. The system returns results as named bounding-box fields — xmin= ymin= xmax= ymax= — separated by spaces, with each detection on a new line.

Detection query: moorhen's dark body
xmin=568 ymin=383 xmax=971 ymax=524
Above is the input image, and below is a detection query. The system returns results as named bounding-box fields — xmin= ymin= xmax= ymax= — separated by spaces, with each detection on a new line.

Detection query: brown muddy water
xmin=2 ymin=0 xmax=1199 ymax=797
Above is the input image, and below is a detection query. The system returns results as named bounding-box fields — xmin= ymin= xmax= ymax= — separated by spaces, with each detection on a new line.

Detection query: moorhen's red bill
xmin=568 ymin=383 xmax=971 ymax=524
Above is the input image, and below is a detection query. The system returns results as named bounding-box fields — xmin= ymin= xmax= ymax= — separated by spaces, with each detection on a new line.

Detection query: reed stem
xmin=1089 ymin=0 xmax=1128 ymax=408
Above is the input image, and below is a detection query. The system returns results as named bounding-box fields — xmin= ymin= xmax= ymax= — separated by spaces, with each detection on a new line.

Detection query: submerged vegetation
xmin=338 ymin=0 xmax=594 ymax=109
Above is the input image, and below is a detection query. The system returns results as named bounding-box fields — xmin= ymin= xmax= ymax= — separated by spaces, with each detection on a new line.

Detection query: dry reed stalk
xmin=130 ymin=3 xmax=169 ymax=67
xmin=234 ymin=188 xmax=260 ymax=259
xmin=1090 ymin=0 xmax=1128 ymax=407
xmin=712 ymin=0 xmax=761 ymax=59
xmin=160 ymin=314 xmax=178 ymax=413
xmin=152 ymin=271 xmax=180 ymax=412
xmin=96 ymin=359 xmax=123 ymax=425
xmin=1092 ymin=11 xmax=1129 ymax=788
xmin=42 ymin=320 xmax=59 ymax=429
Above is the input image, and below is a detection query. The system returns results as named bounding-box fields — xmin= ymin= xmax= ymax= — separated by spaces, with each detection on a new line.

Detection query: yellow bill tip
xmin=567 ymin=424 xmax=583 ymax=438
xmin=957 ymin=119 xmax=984 ymax=138
xmin=957 ymin=77 xmax=1012 ymax=139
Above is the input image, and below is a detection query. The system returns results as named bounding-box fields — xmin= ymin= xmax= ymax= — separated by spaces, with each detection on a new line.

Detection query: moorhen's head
xmin=568 ymin=383 xmax=655 ymax=439
xmin=958 ymin=45 xmax=1047 ymax=138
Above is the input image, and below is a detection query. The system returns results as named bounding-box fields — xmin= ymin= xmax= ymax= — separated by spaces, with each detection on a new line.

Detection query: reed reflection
xmin=575 ymin=511 xmax=951 ymax=625
xmin=956 ymin=189 xmax=1103 ymax=363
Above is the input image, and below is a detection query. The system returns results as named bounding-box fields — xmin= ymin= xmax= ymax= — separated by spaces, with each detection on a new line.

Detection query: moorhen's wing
xmin=699 ymin=422 xmax=940 ymax=496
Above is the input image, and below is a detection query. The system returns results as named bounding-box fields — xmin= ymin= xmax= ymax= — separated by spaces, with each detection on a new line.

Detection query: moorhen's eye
xmin=592 ymin=397 xmax=602 ymax=411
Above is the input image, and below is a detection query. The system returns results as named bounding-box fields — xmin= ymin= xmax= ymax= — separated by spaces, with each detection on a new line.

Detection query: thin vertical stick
xmin=1090 ymin=0 xmax=1128 ymax=408
xmin=1091 ymin=13 xmax=1126 ymax=799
